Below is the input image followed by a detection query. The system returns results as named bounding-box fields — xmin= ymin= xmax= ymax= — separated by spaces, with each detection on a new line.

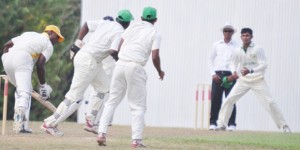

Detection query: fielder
xmin=97 ymin=7 xmax=165 ymax=148
xmin=216 ymin=28 xmax=291 ymax=133
xmin=41 ymin=10 xmax=134 ymax=136
xmin=1 ymin=25 xmax=64 ymax=133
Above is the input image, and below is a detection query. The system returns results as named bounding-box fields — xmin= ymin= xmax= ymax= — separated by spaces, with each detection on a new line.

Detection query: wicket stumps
xmin=195 ymin=84 xmax=211 ymax=129
xmin=1 ymin=75 xmax=9 ymax=136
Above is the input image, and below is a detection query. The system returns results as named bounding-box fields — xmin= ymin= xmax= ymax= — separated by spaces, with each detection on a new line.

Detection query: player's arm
xmin=241 ymin=47 xmax=268 ymax=76
xmin=3 ymin=40 xmax=14 ymax=53
xmin=36 ymin=54 xmax=47 ymax=84
xmin=70 ymin=22 xmax=88 ymax=55
xmin=109 ymin=38 xmax=124 ymax=61
xmin=152 ymin=49 xmax=164 ymax=80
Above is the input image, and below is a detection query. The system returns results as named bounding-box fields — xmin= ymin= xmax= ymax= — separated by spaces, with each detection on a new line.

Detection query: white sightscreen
xmin=78 ymin=0 xmax=300 ymax=132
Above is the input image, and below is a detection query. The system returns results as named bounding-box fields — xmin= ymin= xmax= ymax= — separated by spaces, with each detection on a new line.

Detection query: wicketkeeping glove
xmin=39 ymin=83 xmax=53 ymax=100
xmin=221 ymin=76 xmax=233 ymax=89
xmin=70 ymin=39 xmax=84 ymax=59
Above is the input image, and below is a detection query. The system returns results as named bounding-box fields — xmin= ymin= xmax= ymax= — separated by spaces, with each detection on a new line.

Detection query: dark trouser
xmin=210 ymin=71 xmax=236 ymax=126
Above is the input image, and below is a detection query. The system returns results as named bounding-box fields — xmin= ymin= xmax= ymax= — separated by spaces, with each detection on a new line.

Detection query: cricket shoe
xmin=13 ymin=109 xmax=25 ymax=133
xmin=83 ymin=119 xmax=98 ymax=134
xmin=209 ymin=125 xmax=217 ymax=131
xmin=215 ymin=125 xmax=226 ymax=131
xmin=228 ymin=125 xmax=236 ymax=131
xmin=283 ymin=125 xmax=292 ymax=133
xmin=131 ymin=139 xmax=146 ymax=148
xmin=96 ymin=133 xmax=106 ymax=146
xmin=19 ymin=128 xmax=33 ymax=134
xmin=41 ymin=123 xmax=64 ymax=137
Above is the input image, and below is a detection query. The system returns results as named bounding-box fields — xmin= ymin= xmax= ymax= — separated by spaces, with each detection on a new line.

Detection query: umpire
xmin=208 ymin=22 xmax=239 ymax=131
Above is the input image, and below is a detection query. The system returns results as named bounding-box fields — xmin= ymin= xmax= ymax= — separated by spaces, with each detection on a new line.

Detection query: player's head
xmin=116 ymin=9 xmax=134 ymax=29
xmin=241 ymin=28 xmax=253 ymax=36
xmin=44 ymin=25 xmax=64 ymax=44
xmin=240 ymin=28 xmax=253 ymax=45
xmin=103 ymin=16 xmax=114 ymax=21
xmin=141 ymin=7 xmax=157 ymax=24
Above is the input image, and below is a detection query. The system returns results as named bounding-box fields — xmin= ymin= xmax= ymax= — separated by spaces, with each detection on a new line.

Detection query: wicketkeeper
xmin=41 ymin=10 xmax=134 ymax=136
xmin=1 ymin=25 xmax=64 ymax=133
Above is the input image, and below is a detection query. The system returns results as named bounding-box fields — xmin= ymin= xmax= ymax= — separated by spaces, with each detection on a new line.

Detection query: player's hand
xmin=158 ymin=71 xmax=165 ymax=80
xmin=240 ymin=67 xmax=250 ymax=76
xmin=227 ymin=74 xmax=239 ymax=82
xmin=39 ymin=83 xmax=53 ymax=100
xmin=212 ymin=74 xmax=221 ymax=84
xmin=70 ymin=39 xmax=84 ymax=60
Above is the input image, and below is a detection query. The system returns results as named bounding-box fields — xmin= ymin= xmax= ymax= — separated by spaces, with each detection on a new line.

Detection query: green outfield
xmin=0 ymin=121 xmax=299 ymax=150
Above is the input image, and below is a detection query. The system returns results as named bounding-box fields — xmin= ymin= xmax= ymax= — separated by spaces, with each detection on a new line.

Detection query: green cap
xmin=221 ymin=77 xmax=233 ymax=89
xmin=142 ymin=7 xmax=157 ymax=20
xmin=117 ymin=9 xmax=134 ymax=22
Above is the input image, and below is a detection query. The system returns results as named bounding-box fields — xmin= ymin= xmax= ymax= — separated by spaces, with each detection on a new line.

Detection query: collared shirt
xmin=208 ymin=39 xmax=239 ymax=75
xmin=9 ymin=32 xmax=53 ymax=63
xmin=81 ymin=20 xmax=124 ymax=61
xmin=230 ymin=42 xmax=268 ymax=77
xmin=118 ymin=21 xmax=161 ymax=66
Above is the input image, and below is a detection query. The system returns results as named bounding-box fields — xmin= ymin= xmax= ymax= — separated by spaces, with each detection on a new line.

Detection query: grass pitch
xmin=0 ymin=121 xmax=299 ymax=150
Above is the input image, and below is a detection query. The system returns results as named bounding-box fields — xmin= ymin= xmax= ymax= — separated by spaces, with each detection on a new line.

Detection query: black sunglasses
xmin=223 ymin=30 xmax=234 ymax=33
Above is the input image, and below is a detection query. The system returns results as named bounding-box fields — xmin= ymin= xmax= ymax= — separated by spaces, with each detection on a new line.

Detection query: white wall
xmin=78 ymin=0 xmax=300 ymax=132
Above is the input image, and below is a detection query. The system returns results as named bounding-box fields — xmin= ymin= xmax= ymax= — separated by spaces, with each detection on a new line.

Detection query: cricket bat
xmin=31 ymin=91 xmax=56 ymax=112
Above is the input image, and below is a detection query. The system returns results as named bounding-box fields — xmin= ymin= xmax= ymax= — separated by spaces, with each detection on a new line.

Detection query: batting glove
xmin=70 ymin=39 xmax=84 ymax=60
xmin=39 ymin=83 xmax=53 ymax=100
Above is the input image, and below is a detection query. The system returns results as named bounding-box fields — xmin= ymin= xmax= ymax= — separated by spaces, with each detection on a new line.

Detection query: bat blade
xmin=31 ymin=91 xmax=56 ymax=112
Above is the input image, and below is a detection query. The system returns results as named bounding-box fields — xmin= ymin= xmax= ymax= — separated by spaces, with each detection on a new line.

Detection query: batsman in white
xmin=216 ymin=28 xmax=291 ymax=133
xmin=41 ymin=10 xmax=134 ymax=136
xmin=97 ymin=7 xmax=165 ymax=148
xmin=1 ymin=25 xmax=64 ymax=133
xmin=71 ymin=16 xmax=116 ymax=134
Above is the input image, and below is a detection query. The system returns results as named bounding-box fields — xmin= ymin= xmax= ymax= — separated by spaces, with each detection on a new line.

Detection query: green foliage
xmin=0 ymin=0 xmax=81 ymax=121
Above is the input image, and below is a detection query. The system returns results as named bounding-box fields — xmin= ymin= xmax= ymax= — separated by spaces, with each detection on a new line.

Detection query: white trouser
xmin=44 ymin=50 xmax=110 ymax=127
xmin=99 ymin=60 xmax=147 ymax=140
xmin=2 ymin=51 xmax=33 ymax=128
xmin=85 ymin=56 xmax=115 ymax=125
xmin=217 ymin=77 xmax=287 ymax=129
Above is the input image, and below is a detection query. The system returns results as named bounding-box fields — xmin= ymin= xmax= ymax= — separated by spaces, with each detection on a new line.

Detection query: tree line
xmin=0 ymin=0 xmax=81 ymax=121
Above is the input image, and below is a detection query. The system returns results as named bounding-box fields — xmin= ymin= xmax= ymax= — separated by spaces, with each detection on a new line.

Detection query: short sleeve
xmin=41 ymin=43 xmax=53 ymax=62
xmin=151 ymin=33 xmax=161 ymax=50
xmin=110 ymin=33 xmax=122 ymax=51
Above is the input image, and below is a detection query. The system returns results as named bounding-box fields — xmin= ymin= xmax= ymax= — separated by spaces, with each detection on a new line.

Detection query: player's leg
xmin=84 ymin=87 xmax=108 ymax=134
xmin=217 ymin=80 xmax=249 ymax=129
xmin=42 ymin=51 xmax=97 ymax=136
xmin=224 ymin=81 xmax=237 ymax=130
xmin=126 ymin=65 xmax=147 ymax=147
xmin=251 ymin=80 xmax=289 ymax=130
xmin=97 ymin=65 xmax=127 ymax=146
xmin=13 ymin=70 xmax=33 ymax=133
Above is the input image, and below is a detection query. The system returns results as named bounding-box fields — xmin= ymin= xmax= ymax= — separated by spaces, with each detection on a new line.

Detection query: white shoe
xmin=209 ymin=125 xmax=217 ymax=130
xmin=283 ymin=125 xmax=292 ymax=133
xmin=41 ymin=123 xmax=64 ymax=136
xmin=228 ymin=125 xmax=236 ymax=131
xmin=83 ymin=119 xmax=98 ymax=134
xmin=97 ymin=133 xmax=107 ymax=146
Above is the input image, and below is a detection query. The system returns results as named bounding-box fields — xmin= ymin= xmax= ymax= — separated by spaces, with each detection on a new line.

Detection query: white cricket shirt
xmin=230 ymin=42 xmax=268 ymax=77
xmin=9 ymin=32 xmax=53 ymax=63
xmin=118 ymin=21 xmax=161 ymax=66
xmin=81 ymin=20 xmax=124 ymax=61
xmin=208 ymin=39 xmax=239 ymax=75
